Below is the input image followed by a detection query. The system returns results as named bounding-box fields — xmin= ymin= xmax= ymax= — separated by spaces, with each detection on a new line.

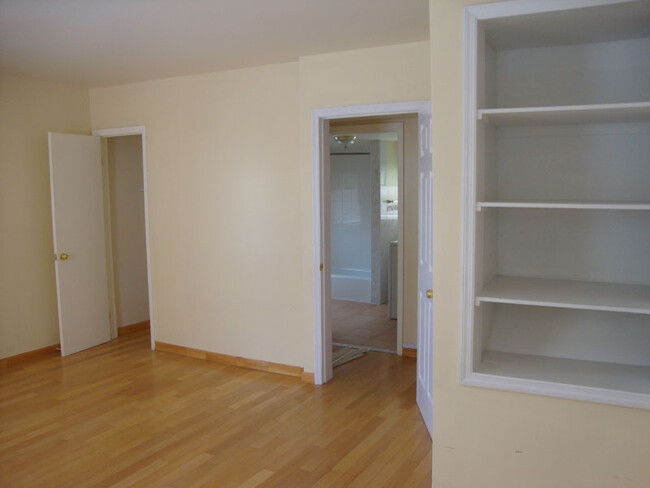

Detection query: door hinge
xmin=319 ymin=263 xmax=324 ymax=271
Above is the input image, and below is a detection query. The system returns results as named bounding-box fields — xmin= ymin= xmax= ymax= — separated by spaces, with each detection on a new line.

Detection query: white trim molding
xmin=464 ymin=0 xmax=633 ymax=20
xmin=311 ymin=101 xmax=431 ymax=385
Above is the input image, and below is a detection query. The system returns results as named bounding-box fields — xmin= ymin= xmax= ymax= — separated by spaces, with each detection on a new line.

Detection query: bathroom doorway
xmin=311 ymin=101 xmax=433 ymax=431
xmin=327 ymin=115 xmax=420 ymax=365
xmin=329 ymin=123 xmax=402 ymax=356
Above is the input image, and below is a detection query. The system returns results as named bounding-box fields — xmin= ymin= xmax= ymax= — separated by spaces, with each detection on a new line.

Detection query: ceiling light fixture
xmin=333 ymin=135 xmax=357 ymax=149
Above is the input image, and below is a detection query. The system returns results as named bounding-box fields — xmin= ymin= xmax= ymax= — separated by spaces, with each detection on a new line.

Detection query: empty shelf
xmin=478 ymin=101 xmax=650 ymax=126
xmin=478 ymin=351 xmax=650 ymax=395
xmin=477 ymin=276 xmax=650 ymax=314
xmin=477 ymin=201 xmax=650 ymax=211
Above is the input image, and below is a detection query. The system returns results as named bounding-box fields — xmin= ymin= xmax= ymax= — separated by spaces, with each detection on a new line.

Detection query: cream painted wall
xmin=89 ymin=42 xmax=430 ymax=372
xmin=90 ymin=62 xmax=305 ymax=367
xmin=298 ymin=41 xmax=431 ymax=369
xmin=0 ymin=75 xmax=90 ymax=359
xmin=107 ymin=135 xmax=149 ymax=328
xmin=429 ymin=2 xmax=650 ymax=487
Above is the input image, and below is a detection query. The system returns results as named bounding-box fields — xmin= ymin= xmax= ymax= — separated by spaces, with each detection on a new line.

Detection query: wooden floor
xmin=332 ymin=300 xmax=397 ymax=351
xmin=0 ymin=330 xmax=431 ymax=487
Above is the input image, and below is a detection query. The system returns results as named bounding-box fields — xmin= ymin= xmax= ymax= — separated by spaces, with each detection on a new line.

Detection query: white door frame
xmin=92 ymin=126 xmax=156 ymax=351
xmin=329 ymin=122 xmax=405 ymax=354
xmin=312 ymin=101 xmax=431 ymax=385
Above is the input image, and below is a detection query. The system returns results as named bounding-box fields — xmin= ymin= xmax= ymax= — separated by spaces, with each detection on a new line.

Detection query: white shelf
xmin=477 ymin=276 xmax=650 ymax=315
xmin=478 ymin=102 xmax=650 ymax=126
xmin=477 ymin=351 xmax=650 ymax=396
xmin=477 ymin=201 xmax=650 ymax=211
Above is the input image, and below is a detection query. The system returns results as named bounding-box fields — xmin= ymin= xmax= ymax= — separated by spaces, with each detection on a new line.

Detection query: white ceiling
xmin=0 ymin=0 xmax=429 ymax=87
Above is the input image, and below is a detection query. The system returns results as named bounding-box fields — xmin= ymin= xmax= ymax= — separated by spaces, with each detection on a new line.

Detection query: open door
xmin=320 ymin=119 xmax=334 ymax=383
xmin=48 ymin=133 xmax=111 ymax=356
xmin=416 ymin=110 xmax=434 ymax=437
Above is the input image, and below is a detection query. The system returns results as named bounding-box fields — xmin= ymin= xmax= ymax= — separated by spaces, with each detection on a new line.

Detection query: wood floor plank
xmin=0 ymin=330 xmax=431 ymax=487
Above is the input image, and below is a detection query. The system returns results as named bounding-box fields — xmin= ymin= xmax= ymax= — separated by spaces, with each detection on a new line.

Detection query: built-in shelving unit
xmin=461 ymin=0 xmax=650 ymax=409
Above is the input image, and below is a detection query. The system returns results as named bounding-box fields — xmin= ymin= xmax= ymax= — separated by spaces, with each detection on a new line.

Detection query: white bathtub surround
xmin=330 ymin=138 xmax=397 ymax=305
xmin=388 ymin=240 xmax=398 ymax=319
xmin=369 ymin=141 xmax=381 ymax=305
xmin=379 ymin=139 xmax=399 ymax=304
xmin=331 ymin=268 xmax=371 ymax=303
xmin=330 ymin=140 xmax=380 ymax=304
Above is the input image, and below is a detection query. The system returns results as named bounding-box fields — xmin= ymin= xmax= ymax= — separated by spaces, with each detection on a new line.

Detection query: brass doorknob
xmin=426 ymin=289 xmax=433 ymax=299
xmin=59 ymin=253 xmax=69 ymax=261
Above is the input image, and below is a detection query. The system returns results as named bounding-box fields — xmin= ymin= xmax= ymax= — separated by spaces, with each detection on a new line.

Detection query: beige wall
xmin=89 ymin=42 xmax=430 ymax=372
xmin=298 ymin=41 xmax=431 ymax=369
xmin=107 ymin=135 xmax=149 ymax=328
xmin=429 ymin=2 xmax=650 ymax=487
xmin=0 ymin=75 xmax=90 ymax=359
xmin=90 ymin=62 xmax=305 ymax=367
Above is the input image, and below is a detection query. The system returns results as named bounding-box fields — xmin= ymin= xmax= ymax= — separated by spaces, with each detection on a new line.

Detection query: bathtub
xmin=331 ymin=267 xmax=371 ymax=303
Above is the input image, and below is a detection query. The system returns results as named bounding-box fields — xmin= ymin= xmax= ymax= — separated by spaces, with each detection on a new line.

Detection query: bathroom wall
xmin=330 ymin=138 xmax=398 ymax=306
xmin=379 ymin=140 xmax=399 ymax=304
xmin=330 ymin=150 xmax=373 ymax=273
xmin=329 ymin=139 xmax=378 ymax=303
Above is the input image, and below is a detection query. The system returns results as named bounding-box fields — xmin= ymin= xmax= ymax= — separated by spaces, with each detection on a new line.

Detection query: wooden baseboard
xmin=155 ymin=341 xmax=314 ymax=383
xmin=117 ymin=320 xmax=150 ymax=336
xmin=402 ymin=347 xmax=417 ymax=359
xmin=0 ymin=344 xmax=60 ymax=368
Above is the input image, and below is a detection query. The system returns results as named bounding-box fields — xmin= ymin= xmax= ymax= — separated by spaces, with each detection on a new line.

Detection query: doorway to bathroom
xmin=329 ymin=123 xmax=400 ymax=355
xmin=311 ymin=101 xmax=433 ymax=434
xmin=328 ymin=116 xmax=417 ymax=359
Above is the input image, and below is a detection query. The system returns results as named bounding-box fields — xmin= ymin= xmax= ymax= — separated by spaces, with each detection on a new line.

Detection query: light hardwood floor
xmin=332 ymin=299 xmax=397 ymax=351
xmin=0 ymin=330 xmax=431 ymax=487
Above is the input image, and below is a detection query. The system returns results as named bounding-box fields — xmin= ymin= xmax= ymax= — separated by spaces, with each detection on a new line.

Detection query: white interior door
xmin=321 ymin=120 xmax=334 ymax=383
xmin=48 ymin=133 xmax=111 ymax=356
xmin=416 ymin=110 xmax=434 ymax=437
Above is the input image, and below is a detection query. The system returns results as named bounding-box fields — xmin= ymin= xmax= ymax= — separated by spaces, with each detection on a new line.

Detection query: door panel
xmin=48 ymin=133 xmax=111 ymax=356
xmin=416 ymin=111 xmax=434 ymax=437
xmin=321 ymin=120 xmax=333 ymax=383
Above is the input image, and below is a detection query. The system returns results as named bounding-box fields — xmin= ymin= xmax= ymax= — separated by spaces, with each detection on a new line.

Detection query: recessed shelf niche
xmin=461 ymin=0 xmax=650 ymax=410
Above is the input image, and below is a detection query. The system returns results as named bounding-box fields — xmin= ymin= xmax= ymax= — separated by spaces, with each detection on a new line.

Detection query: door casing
xmin=311 ymin=101 xmax=433 ymax=386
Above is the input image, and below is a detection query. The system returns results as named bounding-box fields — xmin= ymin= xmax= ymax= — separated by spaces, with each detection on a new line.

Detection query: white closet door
xmin=416 ymin=110 xmax=434 ymax=437
xmin=48 ymin=133 xmax=111 ymax=356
